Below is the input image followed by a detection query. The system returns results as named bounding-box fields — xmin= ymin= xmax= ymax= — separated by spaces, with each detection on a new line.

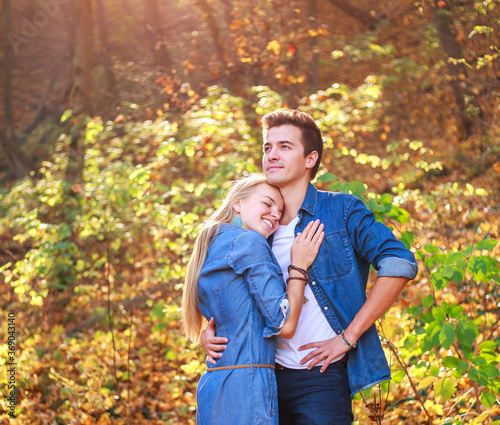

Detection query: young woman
xmin=182 ymin=174 xmax=324 ymax=425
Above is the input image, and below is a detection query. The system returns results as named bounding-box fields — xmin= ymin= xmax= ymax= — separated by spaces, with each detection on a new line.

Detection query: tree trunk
xmin=95 ymin=0 xmax=119 ymax=108
xmin=325 ymin=0 xmax=380 ymax=29
xmin=431 ymin=0 xmax=483 ymax=137
xmin=195 ymin=0 xmax=231 ymax=87
xmin=67 ymin=0 xmax=94 ymax=184
xmin=285 ymin=42 xmax=300 ymax=109
xmin=72 ymin=0 xmax=94 ymax=115
xmin=308 ymin=0 xmax=319 ymax=94
xmin=143 ymin=0 xmax=173 ymax=69
xmin=0 ymin=130 xmax=30 ymax=180
xmin=0 ymin=0 xmax=30 ymax=179
xmin=2 ymin=0 xmax=14 ymax=139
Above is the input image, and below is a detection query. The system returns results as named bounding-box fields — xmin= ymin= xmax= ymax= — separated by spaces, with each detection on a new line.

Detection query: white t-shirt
xmin=273 ymin=217 xmax=343 ymax=368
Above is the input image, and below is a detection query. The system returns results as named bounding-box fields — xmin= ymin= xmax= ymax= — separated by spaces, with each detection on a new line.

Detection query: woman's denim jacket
xmin=270 ymin=184 xmax=418 ymax=396
xmin=198 ymin=226 xmax=290 ymax=367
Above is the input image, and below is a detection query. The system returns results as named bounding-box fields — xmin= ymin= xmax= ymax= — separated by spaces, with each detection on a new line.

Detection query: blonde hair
xmin=182 ymin=174 xmax=273 ymax=343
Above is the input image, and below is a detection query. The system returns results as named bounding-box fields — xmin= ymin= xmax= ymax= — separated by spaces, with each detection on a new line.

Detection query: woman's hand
xmin=290 ymin=219 xmax=325 ymax=270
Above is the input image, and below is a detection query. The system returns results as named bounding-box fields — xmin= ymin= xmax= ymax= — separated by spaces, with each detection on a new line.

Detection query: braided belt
xmin=207 ymin=364 xmax=275 ymax=372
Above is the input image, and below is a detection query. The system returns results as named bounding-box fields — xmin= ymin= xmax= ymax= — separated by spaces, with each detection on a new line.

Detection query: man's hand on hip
xmin=200 ymin=317 xmax=228 ymax=365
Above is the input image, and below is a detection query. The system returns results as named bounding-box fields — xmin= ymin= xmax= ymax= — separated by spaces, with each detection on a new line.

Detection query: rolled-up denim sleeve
xmin=228 ymin=231 xmax=290 ymax=338
xmin=346 ymin=196 xmax=418 ymax=278
xmin=377 ymin=257 xmax=418 ymax=279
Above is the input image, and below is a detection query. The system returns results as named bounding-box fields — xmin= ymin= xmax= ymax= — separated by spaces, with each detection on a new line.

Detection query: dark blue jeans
xmin=275 ymin=361 xmax=353 ymax=425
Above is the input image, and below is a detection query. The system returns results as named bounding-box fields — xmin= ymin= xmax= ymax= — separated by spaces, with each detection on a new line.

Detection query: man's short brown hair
xmin=261 ymin=109 xmax=323 ymax=180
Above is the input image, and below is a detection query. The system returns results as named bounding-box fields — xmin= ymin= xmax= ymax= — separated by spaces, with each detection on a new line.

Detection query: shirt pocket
xmin=311 ymin=230 xmax=353 ymax=282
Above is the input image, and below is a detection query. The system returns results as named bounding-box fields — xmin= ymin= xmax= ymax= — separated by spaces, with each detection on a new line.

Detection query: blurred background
xmin=0 ymin=0 xmax=499 ymax=424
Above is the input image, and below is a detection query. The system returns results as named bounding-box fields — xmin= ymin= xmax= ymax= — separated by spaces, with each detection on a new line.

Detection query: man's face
xmin=262 ymin=124 xmax=316 ymax=187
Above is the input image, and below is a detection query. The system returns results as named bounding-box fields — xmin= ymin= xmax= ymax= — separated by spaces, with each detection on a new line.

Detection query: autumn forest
xmin=0 ymin=0 xmax=499 ymax=423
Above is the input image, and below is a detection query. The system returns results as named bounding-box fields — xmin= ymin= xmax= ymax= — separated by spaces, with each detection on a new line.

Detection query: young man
xmin=201 ymin=109 xmax=418 ymax=424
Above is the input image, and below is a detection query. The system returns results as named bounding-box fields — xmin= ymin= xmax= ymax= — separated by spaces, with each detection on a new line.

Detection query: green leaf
xmin=0 ymin=262 xmax=12 ymax=273
xmin=429 ymin=322 xmax=442 ymax=347
xmin=432 ymin=306 xmax=446 ymax=322
xmin=456 ymin=319 xmax=477 ymax=347
xmin=462 ymin=345 xmax=474 ymax=361
xmin=434 ymin=377 xmax=457 ymax=401
xmin=420 ymin=312 xmax=435 ymax=324
xmin=469 ymin=367 xmax=489 ymax=386
xmin=379 ymin=193 xmax=393 ymax=205
xmin=488 ymin=378 xmax=500 ymax=393
xmin=424 ymin=244 xmax=440 ymax=254
xmin=347 ymin=181 xmax=366 ymax=197
xmin=468 ymin=256 xmax=500 ymax=283
xmin=422 ymin=295 xmax=434 ymax=309
xmin=480 ymin=341 xmax=498 ymax=353
xmin=408 ymin=305 xmax=422 ymax=318
xmin=420 ymin=335 xmax=434 ymax=353
xmin=418 ymin=376 xmax=435 ymax=390
xmin=451 ymin=268 xmax=465 ymax=284
xmin=392 ymin=369 xmax=406 ymax=384
xmin=479 ymin=363 xmax=500 ymax=378
xmin=317 ymin=172 xmax=339 ymax=183
xmin=439 ymin=323 xmax=456 ymax=348
xmin=481 ymin=390 xmax=497 ymax=408
xmin=400 ymin=231 xmax=415 ymax=250
xmin=431 ymin=271 xmax=448 ymax=290
xmin=403 ymin=334 xmax=418 ymax=350
xmin=60 ymin=109 xmax=73 ymax=123
xmin=449 ymin=304 xmax=464 ymax=319
xmin=475 ymin=239 xmax=498 ymax=251
xmin=386 ymin=205 xmax=410 ymax=224
xmin=442 ymin=356 xmax=461 ymax=369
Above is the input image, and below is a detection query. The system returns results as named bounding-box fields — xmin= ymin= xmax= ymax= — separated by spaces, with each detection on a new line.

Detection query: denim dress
xmin=196 ymin=224 xmax=290 ymax=425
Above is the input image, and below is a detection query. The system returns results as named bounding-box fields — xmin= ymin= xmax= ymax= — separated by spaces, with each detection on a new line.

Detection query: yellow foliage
xmin=266 ymin=40 xmax=281 ymax=56
xmin=424 ymin=399 xmax=444 ymax=416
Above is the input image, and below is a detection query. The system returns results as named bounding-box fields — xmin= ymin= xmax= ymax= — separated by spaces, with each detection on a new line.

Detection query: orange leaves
xmin=183 ymin=60 xmax=195 ymax=71
xmin=493 ymin=162 xmax=500 ymax=178
xmin=308 ymin=27 xmax=328 ymax=37
xmin=71 ymin=183 xmax=85 ymax=195
xmin=266 ymin=41 xmax=298 ymax=57
xmin=287 ymin=43 xmax=297 ymax=56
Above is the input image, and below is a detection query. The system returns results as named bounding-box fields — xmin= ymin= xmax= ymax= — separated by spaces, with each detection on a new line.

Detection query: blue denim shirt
xmin=274 ymin=184 xmax=418 ymax=396
xmin=196 ymin=225 xmax=290 ymax=424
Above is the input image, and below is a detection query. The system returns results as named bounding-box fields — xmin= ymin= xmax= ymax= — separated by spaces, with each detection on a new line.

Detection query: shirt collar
xmin=298 ymin=183 xmax=318 ymax=216
xmin=268 ymin=183 xmax=318 ymax=245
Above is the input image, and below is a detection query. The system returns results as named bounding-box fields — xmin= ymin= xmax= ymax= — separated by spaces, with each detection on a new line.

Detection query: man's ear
xmin=233 ymin=200 xmax=242 ymax=214
xmin=305 ymin=151 xmax=319 ymax=170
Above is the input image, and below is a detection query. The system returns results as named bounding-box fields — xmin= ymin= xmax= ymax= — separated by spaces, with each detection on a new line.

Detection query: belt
xmin=275 ymin=356 xmax=347 ymax=371
xmin=207 ymin=364 xmax=275 ymax=372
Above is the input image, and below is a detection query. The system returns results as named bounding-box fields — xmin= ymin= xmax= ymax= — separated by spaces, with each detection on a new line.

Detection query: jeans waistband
xmin=275 ymin=356 xmax=347 ymax=371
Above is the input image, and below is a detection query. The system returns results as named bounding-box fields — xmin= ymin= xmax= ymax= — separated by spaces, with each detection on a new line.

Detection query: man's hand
xmin=200 ymin=317 xmax=228 ymax=365
xmin=299 ymin=276 xmax=409 ymax=373
xmin=298 ymin=335 xmax=349 ymax=373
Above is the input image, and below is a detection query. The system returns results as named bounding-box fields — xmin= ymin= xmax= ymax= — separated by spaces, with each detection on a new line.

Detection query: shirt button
xmin=311 ymin=281 xmax=316 ymax=285
xmin=324 ymin=306 xmax=328 ymax=311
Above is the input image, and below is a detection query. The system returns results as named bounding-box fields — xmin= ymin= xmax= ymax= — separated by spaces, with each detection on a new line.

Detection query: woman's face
xmin=233 ymin=184 xmax=283 ymax=239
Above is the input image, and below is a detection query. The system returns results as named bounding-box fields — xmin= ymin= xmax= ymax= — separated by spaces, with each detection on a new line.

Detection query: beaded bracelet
xmin=286 ymin=276 xmax=308 ymax=285
xmin=288 ymin=264 xmax=308 ymax=278
xmin=341 ymin=330 xmax=357 ymax=349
